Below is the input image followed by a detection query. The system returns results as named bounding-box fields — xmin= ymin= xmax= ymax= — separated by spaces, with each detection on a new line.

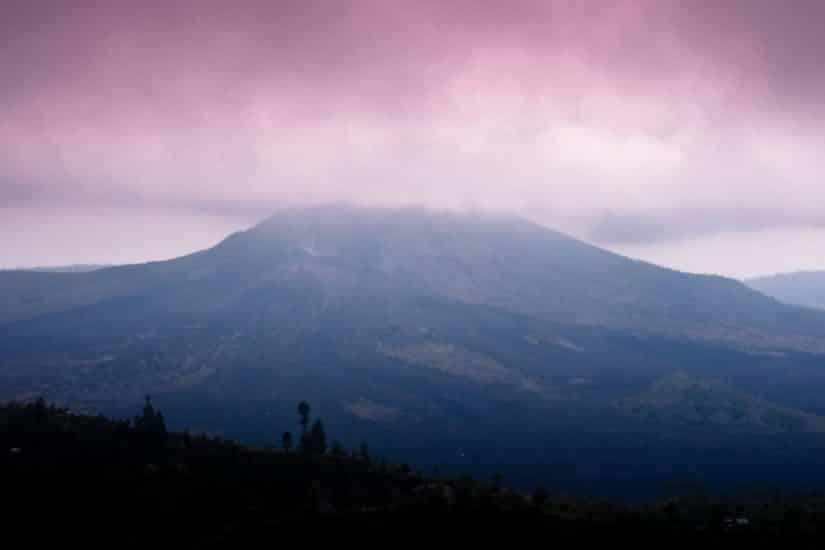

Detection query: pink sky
xmin=2 ymin=0 xmax=825 ymax=277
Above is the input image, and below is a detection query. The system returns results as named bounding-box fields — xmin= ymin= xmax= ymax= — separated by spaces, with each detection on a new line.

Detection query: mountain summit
xmin=3 ymin=205 xmax=822 ymax=350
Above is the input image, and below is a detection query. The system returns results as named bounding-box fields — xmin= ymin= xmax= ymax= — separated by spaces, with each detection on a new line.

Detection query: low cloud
xmin=2 ymin=1 xmax=825 ymax=273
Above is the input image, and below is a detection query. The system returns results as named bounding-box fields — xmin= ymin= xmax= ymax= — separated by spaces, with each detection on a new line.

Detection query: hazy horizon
xmin=4 ymin=1 xmax=825 ymax=278
xmin=0 ymin=203 xmax=820 ymax=282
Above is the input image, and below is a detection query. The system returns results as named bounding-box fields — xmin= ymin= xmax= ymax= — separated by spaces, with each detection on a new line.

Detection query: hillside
xmin=747 ymin=271 xmax=825 ymax=311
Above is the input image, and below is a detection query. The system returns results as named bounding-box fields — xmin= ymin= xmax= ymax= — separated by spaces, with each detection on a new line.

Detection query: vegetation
xmin=4 ymin=399 xmax=825 ymax=547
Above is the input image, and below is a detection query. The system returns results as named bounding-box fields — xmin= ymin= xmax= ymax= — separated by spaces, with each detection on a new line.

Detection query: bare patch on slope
xmin=344 ymin=398 xmax=400 ymax=423
xmin=378 ymin=343 xmax=549 ymax=395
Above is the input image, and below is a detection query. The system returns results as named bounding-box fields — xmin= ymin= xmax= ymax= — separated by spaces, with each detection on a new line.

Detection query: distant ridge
xmin=747 ymin=271 xmax=825 ymax=311
xmin=10 ymin=264 xmax=113 ymax=274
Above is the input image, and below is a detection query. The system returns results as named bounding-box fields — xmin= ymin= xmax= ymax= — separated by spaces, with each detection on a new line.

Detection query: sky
xmin=2 ymin=0 xmax=825 ymax=278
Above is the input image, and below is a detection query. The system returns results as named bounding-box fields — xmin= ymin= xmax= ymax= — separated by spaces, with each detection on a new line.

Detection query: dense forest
xmin=4 ymin=399 xmax=825 ymax=547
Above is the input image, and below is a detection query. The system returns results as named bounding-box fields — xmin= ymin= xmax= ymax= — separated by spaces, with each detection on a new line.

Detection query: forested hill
xmin=3 ymin=400 xmax=825 ymax=547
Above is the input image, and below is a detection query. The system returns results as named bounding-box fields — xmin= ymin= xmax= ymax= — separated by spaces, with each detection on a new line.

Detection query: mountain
xmin=4 ymin=205 xmax=825 ymax=496
xmin=747 ymin=271 xmax=825 ymax=311
xmin=2 ymin=205 xmax=823 ymax=349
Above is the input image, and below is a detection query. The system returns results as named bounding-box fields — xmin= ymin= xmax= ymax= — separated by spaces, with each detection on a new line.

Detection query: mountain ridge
xmin=747 ymin=270 xmax=825 ymax=311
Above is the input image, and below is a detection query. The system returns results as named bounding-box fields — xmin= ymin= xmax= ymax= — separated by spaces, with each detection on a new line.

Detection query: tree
xmin=307 ymin=419 xmax=327 ymax=455
xmin=133 ymin=395 xmax=166 ymax=459
xmin=133 ymin=395 xmax=153 ymax=430
xmin=297 ymin=401 xmax=311 ymax=435
xmin=134 ymin=395 xmax=166 ymax=435
xmin=282 ymin=431 xmax=293 ymax=453
xmin=155 ymin=410 xmax=166 ymax=435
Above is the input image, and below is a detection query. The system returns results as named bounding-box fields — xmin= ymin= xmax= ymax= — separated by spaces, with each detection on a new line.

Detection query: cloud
xmin=2 ymin=1 xmax=825 ymax=270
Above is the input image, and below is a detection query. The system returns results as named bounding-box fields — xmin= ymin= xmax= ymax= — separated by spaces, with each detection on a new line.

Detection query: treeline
xmin=1 ymin=397 xmax=432 ymax=547
xmin=4 ymin=399 xmax=825 ymax=547
xmin=281 ymin=400 xmax=373 ymax=463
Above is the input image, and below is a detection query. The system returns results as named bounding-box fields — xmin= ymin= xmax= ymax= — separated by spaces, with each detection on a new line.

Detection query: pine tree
xmin=297 ymin=402 xmax=310 ymax=432
xmin=154 ymin=411 xmax=166 ymax=435
xmin=133 ymin=395 xmax=166 ymax=458
xmin=140 ymin=397 xmax=165 ymax=435
xmin=134 ymin=395 xmax=158 ymax=432
xmin=308 ymin=419 xmax=327 ymax=455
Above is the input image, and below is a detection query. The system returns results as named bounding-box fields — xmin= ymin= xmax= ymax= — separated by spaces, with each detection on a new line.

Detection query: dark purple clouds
xmin=2 ymin=1 xmax=825 ymax=275
xmin=6 ymin=1 xmax=824 ymax=121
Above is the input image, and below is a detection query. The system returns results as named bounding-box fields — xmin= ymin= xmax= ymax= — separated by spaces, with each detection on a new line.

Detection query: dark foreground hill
xmin=747 ymin=271 xmax=825 ymax=311
xmin=4 ymin=401 xmax=825 ymax=548
xmin=3 ymin=206 xmax=825 ymax=496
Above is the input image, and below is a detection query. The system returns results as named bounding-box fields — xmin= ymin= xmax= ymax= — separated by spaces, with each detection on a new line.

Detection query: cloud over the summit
xmin=2 ymin=0 xmax=825 ymax=273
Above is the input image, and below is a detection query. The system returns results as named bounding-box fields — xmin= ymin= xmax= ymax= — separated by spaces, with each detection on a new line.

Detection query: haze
xmin=3 ymin=1 xmax=825 ymax=278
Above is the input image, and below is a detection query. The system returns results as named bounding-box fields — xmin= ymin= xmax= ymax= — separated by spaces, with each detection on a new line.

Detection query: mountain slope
xmin=747 ymin=271 xmax=825 ymax=311
xmin=2 ymin=205 xmax=824 ymax=351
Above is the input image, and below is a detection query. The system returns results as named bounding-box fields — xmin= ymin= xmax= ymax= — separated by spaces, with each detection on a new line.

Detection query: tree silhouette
xmin=307 ymin=419 xmax=327 ymax=455
xmin=282 ymin=431 xmax=293 ymax=453
xmin=155 ymin=410 xmax=166 ymax=434
xmin=297 ymin=401 xmax=311 ymax=435
xmin=132 ymin=395 xmax=166 ymax=459
xmin=134 ymin=395 xmax=166 ymax=435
